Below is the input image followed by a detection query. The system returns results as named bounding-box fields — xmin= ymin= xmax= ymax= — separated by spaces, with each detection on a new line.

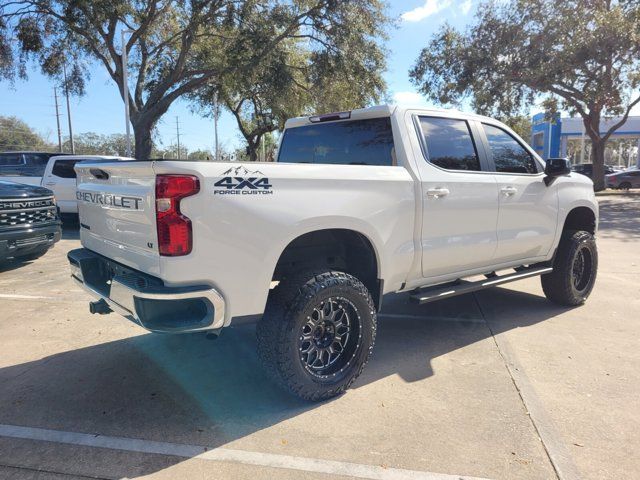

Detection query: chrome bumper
xmin=68 ymin=248 xmax=225 ymax=333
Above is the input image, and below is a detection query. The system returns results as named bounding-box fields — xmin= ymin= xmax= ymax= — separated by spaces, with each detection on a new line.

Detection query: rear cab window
xmin=277 ymin=117 xmax=395 ymax=166
xmin=417 ymin=117 xmax=481 ymax=171
xmin=52 ymin=159 xmax=80 ymax=179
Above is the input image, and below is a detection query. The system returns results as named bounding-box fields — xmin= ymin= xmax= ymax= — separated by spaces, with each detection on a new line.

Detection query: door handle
xmin=426 ymin=188 xmax=450 ymax=199
xmin=44 ymin=182 xmax=55 ymax=186
xmin=500 ymin=186 xmax=518 ymax=196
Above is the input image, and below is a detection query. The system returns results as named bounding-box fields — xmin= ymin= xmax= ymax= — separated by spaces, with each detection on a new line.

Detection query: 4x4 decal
xmin=213 ymin=166 xmax=273 ymax=195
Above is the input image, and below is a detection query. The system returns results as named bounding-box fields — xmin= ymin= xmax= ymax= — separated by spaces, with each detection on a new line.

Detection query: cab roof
xmin=283 ymin=104 xmax=497 ymax=129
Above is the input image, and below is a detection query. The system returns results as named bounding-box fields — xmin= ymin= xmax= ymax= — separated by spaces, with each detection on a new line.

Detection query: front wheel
xmin=257 ymin=270 xmax=377 ymax=401
xmin=541 ymin=230 xmax=598 ymax=306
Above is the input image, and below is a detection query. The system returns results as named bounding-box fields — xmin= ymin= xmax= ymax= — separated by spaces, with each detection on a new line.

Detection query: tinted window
xmin=23 ymin=153 xmax=50 ymax=176
xmin=278 ymin=117 xmax=394 ymax=166
xmin=52 ymin=159 xmax=80 ymax=179
xmin=418 ymin=117 xmax=480 ymax=171
xmin=0 ymin=153 xmax=24 ymax=166
xmin=483 ymin=124 xmax=538 ymax=174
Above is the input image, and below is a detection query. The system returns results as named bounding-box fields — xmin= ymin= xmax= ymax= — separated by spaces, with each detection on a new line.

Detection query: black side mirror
xmin=544 ymin=158 xmax=571 ymax=186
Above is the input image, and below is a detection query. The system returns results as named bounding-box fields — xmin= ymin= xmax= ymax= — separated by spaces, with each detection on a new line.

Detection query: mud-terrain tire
xmin=257 ymin=270 xmax=377 ymax=401
xmin=541 ymin=230 xmax=598 ymax=306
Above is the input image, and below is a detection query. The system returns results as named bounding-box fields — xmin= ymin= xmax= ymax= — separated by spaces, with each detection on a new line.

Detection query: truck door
xmin=411 ymin=114 xmax=500 ymax=278
xmin=478 ymin=123 xmax=558 ymax=264
xmin=43 ymin=159 xmax=80 ymax=213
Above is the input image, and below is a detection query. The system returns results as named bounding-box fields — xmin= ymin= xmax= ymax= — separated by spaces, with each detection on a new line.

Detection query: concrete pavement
xmin=0 ymin=194 xmax=638 ymax=479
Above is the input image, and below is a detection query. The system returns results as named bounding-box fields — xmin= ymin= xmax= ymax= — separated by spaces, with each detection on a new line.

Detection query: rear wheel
xmin=257 ymin=270 xmax=376 ymax=401
xmin=620 ymin=182 xmax=632 ymax=191
xmin=541 ymin=230 xmax=597 ymax=306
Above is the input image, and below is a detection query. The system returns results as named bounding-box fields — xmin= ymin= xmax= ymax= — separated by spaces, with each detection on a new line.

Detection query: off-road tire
xmin=541 ymin=230 xmax=597 ymax=306
xmin=257 ymin=270 xmax=377 ymax=401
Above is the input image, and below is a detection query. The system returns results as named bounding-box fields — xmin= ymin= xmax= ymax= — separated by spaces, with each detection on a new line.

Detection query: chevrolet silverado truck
xmin=1 ymin=180 xmax=61 ymax=262
xmin=68 ymin=105 xmax=598 ymax=401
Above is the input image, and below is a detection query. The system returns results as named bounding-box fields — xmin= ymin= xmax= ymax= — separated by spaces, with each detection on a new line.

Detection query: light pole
xmin=121 ymin=28 xmax=134 ymax=157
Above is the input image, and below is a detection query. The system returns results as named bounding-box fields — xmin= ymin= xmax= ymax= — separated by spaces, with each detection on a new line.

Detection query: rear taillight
xmin=155 ymin=175 xmax=200 ymax=256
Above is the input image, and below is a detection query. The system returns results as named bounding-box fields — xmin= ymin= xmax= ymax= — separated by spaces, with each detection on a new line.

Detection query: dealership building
xmin=531 ymin=113 xmax=640 ymax=168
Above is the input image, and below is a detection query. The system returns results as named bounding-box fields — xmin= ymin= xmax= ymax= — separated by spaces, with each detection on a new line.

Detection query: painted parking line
xmin=0 ymin=424 xmax=491 ymax=480
xmin=0 ymin=293 xmax=83 ymax=301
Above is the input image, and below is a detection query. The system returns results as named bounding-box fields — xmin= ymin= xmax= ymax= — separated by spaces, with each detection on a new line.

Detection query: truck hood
xmin=0 ymin=180 xmax=54 ymax=199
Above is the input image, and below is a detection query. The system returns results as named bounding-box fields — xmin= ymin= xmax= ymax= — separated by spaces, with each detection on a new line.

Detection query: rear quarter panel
xmin=153 ymin=161 xmax=416 ymax=323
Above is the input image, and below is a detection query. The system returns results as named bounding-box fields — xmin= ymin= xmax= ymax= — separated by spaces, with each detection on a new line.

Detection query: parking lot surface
xmin=0 ymin=194 xmax=638 ymax=480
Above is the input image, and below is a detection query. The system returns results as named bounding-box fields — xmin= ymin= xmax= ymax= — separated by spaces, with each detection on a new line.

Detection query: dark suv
xmin=0 ymin=180 xmax=62 ymax=262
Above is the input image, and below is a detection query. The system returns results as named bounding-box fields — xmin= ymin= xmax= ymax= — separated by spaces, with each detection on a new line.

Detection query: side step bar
xmin=410 ymin=266 xmax=553 ymax=305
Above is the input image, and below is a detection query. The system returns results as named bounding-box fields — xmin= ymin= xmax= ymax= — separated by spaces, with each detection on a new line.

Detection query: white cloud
xmin=401 ymin=0 xmax=452 ymax=22
xmin=460 ymin=0 xmax=473 ymax=15
xmin=392 ymin=91 xmax=429 ymax=106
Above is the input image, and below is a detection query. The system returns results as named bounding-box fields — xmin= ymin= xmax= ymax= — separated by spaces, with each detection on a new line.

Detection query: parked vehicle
xmin=68 ymin=105 xmax=599 ymax=401
xmin=0 ymin=180 xmax=61 ymax=263
xmin=0 ymin=152 xmax=71 ymax=186
xmin=41 ymin=155 xmax=134 ymax=214
xmin=571 ymin=163 xmax=616 ymax=179
xmin=606 ymin=168 xmax=640 ymax=190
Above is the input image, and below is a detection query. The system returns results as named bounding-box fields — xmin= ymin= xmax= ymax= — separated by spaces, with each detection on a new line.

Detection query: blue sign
xmin=531 ymin=112 xmax=561 ymax=159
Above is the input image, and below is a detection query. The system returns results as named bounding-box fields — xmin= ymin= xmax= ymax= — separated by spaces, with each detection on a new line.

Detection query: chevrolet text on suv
xmin=68 ymin=105 xmax=598 ymax=401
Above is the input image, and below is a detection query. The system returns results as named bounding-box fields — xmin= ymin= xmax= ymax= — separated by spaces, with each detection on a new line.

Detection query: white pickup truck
xmin=68 ymin=105 xmax=598 ymax=401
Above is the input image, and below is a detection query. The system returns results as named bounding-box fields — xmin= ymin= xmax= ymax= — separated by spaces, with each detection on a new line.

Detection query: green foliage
xmin=1 ymin=1 xmax=391 ymax=160
xmin=0 ymin=116 xmax=51 ymax=150
xmin=63 ymin=132 xmax=130 ymax=156
xmin=410 ymin=0 xmax=640 ymax=189
xmin=191 ymin=0 xmax=390 ymax=161
xmin=499 ymin=115 xmax=532 ymax=144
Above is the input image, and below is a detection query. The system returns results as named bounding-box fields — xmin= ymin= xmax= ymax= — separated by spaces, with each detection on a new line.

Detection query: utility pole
xmin=53 ymin=87 xmax=63 ymax=153
xmin=176 ymin=116 xmax=181 ymax=160
xmin=213 ymin=93 xmax=220 ymax=162
xmin=121 ymin=29 xmax=134 ymax=157
xmin=62 ymin=63 xmax=75 ymax=154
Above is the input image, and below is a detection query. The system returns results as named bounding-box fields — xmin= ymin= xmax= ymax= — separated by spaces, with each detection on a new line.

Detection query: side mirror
xmin=544 ymin=157 xmax=571 ymax=186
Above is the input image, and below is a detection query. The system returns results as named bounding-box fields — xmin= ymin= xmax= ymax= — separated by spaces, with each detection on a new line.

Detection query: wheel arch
xmin=272 ymin=228 xmax=383 ymax=310
xmin=562 ymin=206 xmax=597 ymax=235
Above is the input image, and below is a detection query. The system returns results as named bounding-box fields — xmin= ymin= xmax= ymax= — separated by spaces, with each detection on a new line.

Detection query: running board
xmin=410 ymin=266 xmax=553 ymax=305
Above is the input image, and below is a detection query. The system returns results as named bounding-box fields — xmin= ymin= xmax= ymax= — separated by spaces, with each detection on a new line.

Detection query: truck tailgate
xmin=75 ymin=161 xmax=160 ymax=275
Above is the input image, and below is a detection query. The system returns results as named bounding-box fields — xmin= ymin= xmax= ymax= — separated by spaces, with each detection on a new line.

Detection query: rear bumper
xmin=0 ymin=223 xmax=61 ymax=260
xmin=68 ymin=248 xmax=226 ymax=333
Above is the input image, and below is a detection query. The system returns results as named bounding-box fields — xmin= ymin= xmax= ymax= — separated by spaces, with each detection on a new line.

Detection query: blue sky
xmin=0 ymin=0 xmax=479 ymax=153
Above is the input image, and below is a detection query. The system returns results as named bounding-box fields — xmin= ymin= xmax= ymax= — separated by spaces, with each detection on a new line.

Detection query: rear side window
xmin=483 ymin=124 xmax=539 ymax=174
xmin=0 ymin=153 xmax=24 ymax=166
xmin=277 ymin=117 xmax=394 ymax=166
xmin=418 ymin=117 xmax=480 ymax=171
xmin=52 ymin=160 xmax=80 ymax=179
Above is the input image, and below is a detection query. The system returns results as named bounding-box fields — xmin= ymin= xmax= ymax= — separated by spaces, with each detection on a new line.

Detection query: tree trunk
xmin=246 ymin=137 xmax=260 ymax=162
xmin=590 ymin=139 xmax=606 ymax=192
xmin=132 ymin=118 xmax=154 ymax=160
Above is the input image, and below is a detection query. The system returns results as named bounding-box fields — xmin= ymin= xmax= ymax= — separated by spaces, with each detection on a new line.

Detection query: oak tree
xmin=410 ymin=0 xmax=640 ymax=190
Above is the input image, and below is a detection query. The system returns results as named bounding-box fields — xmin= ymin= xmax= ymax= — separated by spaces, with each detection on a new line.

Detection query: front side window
xmin=52 ymin=160 xmax=80 ymax=179
xmin=483 ymin=124 xmax=538 ymax=174
xmin=418 ymin=117 xmax=481 ymax=171
xmin=277 ymin=117 xmax=394 ymax=166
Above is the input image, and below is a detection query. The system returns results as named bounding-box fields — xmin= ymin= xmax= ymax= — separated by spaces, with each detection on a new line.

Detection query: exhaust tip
xmin=89 ymin=299 xmax=112 ymax=315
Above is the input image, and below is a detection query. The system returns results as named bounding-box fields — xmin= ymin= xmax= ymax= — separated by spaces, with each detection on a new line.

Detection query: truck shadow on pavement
xmin=0 ymin=287 xmax=571 ymax=478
